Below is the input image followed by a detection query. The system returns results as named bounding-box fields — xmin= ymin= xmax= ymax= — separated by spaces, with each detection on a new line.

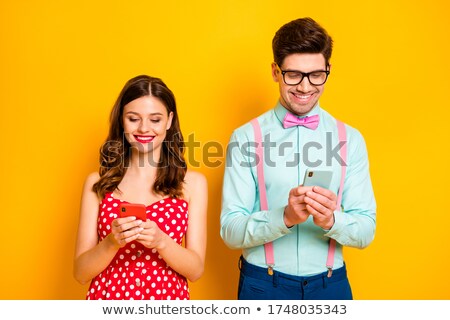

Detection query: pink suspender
xmin=250 ymin=118 xmax=347 ymax=277
xmin=326 ymin=120 xmax=347 ymax=277
xmin=250 ymin=120 xmax=275 ymax=274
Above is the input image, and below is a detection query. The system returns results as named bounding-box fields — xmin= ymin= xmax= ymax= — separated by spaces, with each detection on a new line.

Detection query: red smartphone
xmin=119 ymin=203 xmax=147 ymax=221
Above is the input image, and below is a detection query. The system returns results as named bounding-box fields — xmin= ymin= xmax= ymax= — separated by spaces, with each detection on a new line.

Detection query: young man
xmin=220 ymin=17 xmax=376 ymax=300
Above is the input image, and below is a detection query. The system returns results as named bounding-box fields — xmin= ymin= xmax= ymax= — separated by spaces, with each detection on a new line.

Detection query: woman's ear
xmin=166 ymin=112 xmax=174 ymax=130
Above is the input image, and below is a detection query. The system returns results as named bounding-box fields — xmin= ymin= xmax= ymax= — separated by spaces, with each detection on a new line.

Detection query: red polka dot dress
xmin=86 ymin=192 xmax=190 ymax=300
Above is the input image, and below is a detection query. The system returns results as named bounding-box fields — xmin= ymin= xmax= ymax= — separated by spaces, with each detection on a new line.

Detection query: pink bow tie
xmin=282 ymin=113 xmax=320 ymax=130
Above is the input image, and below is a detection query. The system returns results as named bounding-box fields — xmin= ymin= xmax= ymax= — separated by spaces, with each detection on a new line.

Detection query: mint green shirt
xmin=220 ymin=102 xmax=376 ymax=276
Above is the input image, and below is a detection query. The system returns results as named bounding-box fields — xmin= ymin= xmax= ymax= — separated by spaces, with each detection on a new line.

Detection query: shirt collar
xmin=274 ymin=101 xmax=322 ymax=126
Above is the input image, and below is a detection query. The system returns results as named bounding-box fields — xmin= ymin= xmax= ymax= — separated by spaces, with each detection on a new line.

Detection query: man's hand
xmin=304 ymin=186 xmax=338 ymax=230
xmin=284 ymin=185 xmax=337 ymax=230
xmin=283 ymin=185 xmax=314 ymax=227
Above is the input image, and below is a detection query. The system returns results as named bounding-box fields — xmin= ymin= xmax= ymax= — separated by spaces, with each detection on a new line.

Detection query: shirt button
xmin=135 ymin=278 xmax=141 ymax=287
xmin=136 ymin=251 xmax=142 ymax=257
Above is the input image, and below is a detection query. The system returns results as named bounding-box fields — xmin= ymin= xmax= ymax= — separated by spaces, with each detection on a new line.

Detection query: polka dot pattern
xmin=86 ymin=193 xmax=189 ymax=300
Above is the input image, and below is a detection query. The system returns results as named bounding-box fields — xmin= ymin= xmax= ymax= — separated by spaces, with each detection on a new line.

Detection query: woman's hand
xmin=109 ymin=217 xmax=143 ymax=248
xmin=136 ymin=220 xmax=167 ymax=250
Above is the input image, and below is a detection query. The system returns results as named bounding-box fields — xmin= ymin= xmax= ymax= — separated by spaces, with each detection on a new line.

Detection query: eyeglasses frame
xmin=276 ymin=64 xmax=330 ymax=86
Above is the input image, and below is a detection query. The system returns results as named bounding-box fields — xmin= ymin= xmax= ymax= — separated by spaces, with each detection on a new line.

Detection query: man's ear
xmin=166 ymin=112 xmax=173 ymax=130
xmin=271 ymin=62 xmax=280 ymax=82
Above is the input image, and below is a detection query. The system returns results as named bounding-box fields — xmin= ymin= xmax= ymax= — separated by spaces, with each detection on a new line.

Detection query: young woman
xmin=74 ymin=75 xmax=207 ymax=300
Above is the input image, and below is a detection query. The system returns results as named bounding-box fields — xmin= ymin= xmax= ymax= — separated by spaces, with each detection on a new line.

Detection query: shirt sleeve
xmin=324 ymin=128 xmax=377 ymax=248
xmin=220 ymin=130 xmax=291 ymax=249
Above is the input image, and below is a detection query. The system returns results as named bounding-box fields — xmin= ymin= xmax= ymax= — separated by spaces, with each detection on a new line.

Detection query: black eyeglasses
xmin=277 ymin=65 xmax=330 ymax=86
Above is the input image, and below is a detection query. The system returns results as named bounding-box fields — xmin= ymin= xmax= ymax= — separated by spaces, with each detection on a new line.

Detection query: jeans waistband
xmin=239 ymin=256 xmax=347 ymax=287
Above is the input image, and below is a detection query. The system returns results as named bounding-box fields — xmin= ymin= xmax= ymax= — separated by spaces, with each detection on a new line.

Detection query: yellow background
xmin=1 ymin=0 xmax=449 ymax=299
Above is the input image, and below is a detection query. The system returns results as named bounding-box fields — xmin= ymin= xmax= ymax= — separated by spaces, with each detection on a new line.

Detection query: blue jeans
xmin=238 ymin=256 xmax=353 ymax=300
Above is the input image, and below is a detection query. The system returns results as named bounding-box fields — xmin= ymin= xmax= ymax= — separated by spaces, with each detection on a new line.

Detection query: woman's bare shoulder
xmin=183 ymin=170 xmax=207 ymax=200
xmin=184 ymin=170 xmax=206 ymax=184
xmin=84 ymin=171 xmax=100 ymax=188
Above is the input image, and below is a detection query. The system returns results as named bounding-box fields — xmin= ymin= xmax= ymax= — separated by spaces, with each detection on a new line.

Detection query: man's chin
xmin=287 ymin=104 xmax=316 ymax=116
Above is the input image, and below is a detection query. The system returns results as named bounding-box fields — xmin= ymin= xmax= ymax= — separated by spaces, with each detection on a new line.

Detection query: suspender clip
xmin=267 ymin=265 xmax=274 ymax=276
xmin=327 ymin=267 xmax=333 ymax=278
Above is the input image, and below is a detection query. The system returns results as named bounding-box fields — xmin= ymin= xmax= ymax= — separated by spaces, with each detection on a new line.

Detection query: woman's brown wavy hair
xmin=92 ymin=75 xmax=186 ymax=199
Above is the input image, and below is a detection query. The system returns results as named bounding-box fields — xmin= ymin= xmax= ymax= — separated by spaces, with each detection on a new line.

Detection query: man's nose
xmin=296 ymin=76 xmax=313 ymax=91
